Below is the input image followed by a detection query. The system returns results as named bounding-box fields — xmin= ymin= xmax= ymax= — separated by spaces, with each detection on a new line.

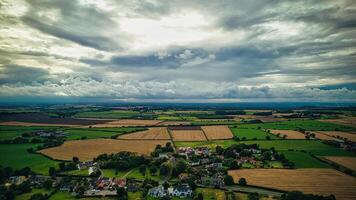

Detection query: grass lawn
xmin=64 ymin=127 xmax=144 ymax=140
xmin=16 ymin=188 xmax=52 ymax=200
xmin=280 ymin=151 xmax=331 ymax=168
xmin=157 ymin=115 xmax=183 ymax=120
xmin=229 ymin=127 xmax=279 ymax=140
xmin=63 ymin=169 xmax=89 ymax=176
xmin=195 ymin=188 xmax=226 ymax=200
xmin=128 ymin=191 xmax=143 ymax=200
xmin=101 ymin=169 xmax=131 ymax=178
xmin=0 ymin=143 xmax=58 ymax=174
xmin=237 ymin=120 xmax=355 ymax=131
xmin=126 ymin=168 xmax=161 ymax=181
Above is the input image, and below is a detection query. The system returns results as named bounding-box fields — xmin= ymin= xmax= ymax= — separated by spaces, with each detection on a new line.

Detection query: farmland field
xmin=39 ymin=139 xmax=169 ymax=161
xmin=320 ymin=117 xmax=356 ymax=128
xmin=74 ymin=110 xmax=155 ymax=119
xmin=237 ymin=120 xmax=356 ymax=131
xmin=312 ymin=131 xmax=337 ymax=140
xmin=316 ymin=131 xmax=356 ymax=142
xmin=89 ymin=119 xmax=162 ymax=127
xmin=230 ymin=127 xmax=279 ymax=140
xmin=64 ymin=127 xmax=143 ymax=140
xmin=280 ymin=151 xmax=331 ymax=168
xmin=171 ymin=130 xmax=207 ymax=141
xmin=0 ymin=143 xmax=58 ymax=174
xmin=0 ymin=125 xmax=60 ymax=140
xmin=269 ymin=130 xmax=306 ymax=139
xmin=228 ymin=169 xmax=356 ymax=200
xmin=201 ymin=126 xmax=233 ymax=140
xmin=324 ymin=156 xmax=356 ymax=171
xmin=118 ymin=127 xmax=170 ymax=140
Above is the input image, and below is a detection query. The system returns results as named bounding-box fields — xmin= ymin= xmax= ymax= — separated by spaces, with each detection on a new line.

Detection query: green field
xmin=280 ymin=151 xmax=331 ymax=168
xmin=0 ymin=126 xmax=60 ymax=140
xmin=126 ymin=168 xmax=161 ymax=181
xmin=63 ymin=127 xmax=143 ymax=140
xmin=0 ymin=143 xmax=58 ymax=174
xmin=74 ymin=110 xmax=155 ymax=119
xmin=101 ymin=169 xmax=131 ymax=178
xmin=229 ymin=127 xmax=279 ymax=140
xmin=237 ymin=120 xmax=355 ymax=131
xmin=16 ymin=188 xmax=52 ymax=200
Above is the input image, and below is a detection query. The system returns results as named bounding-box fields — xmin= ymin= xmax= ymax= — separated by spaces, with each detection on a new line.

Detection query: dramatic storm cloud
xmin=0 ymin=0 xmax=355 ymax=102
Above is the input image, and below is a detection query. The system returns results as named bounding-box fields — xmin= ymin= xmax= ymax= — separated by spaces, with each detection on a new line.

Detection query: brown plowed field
xmin=316 ymin=131 xmax=356 ymax=142
xmin=324 ymin=157 xmax=356 ymax=171
xmin=171 ymin=130 xmax=207 ymax=141
xmin=269 ymin=130 xmax=305 ymax=139
xmin=89 ymin=119 xmax=163 ymax=127
xmin=201 ymin=126 xmax=233 ymax=140
xmin=39 ymin=139 xmax=168 ymax=161
xmin=118 ymin=127 xmax=170 ymax=140
xmin=311 ymin=132 xmax=336 ymax=140
xmin=228 ymin=169 xmax=356 ymax=200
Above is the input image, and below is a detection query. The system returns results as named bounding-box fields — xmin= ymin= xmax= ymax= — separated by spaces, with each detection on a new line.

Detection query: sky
xmin=0 ymin=0 xmax=355 ymax=102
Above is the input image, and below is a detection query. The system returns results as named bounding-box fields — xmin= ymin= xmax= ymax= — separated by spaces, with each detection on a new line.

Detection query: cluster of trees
xmin=94 ymin=152 xmax=148 ymax=171
xmin=215 ymin=110 xmax=246 ymax=115
xmin=253 ymin=112 xmax=273 ymax=116
xmin=151 ymin=142 xmax=174 ymax=157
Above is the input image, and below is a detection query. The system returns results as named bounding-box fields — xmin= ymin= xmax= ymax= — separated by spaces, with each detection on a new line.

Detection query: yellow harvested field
xmin=0 ymin=121 xmax=77 ymax=127
xmin=320 ymin=117 xmax=356 ymax=128
xmin=201 ymin=126 xmax=233 ymax=140
xmin=89 ymin=119 xmax=162 ymax=127
xmin=118 ymin=127 xmax=170 ymax=140
xmin=269 ymin=130 xmax=305 ymax=139
xmin=228 ymin=169 xmax=356 ymax=200
xmin=324 ymin=157 xmax=356 ymax=171
xmin=317 ymin=131 xmax=356 ymax=142
xmin=171 ymin=130 xmax=207 ymax=141
xmin=39 ymin=139 xmax=168 ymax=161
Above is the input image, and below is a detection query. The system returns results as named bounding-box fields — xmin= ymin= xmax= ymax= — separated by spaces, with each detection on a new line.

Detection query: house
xmin=77 ymin=161 xmax=95 ymax=170
xmin=168 ymin=184 xmax=193 ymax=198
xmin=126 ymin=180 xmax=139 ymax=192
xmin=88 ymin=166 xmax=99 ymax=175
xmin=148 ymin=185 xmax=166 ymax=197
xmin=9 ymin=176 xmax=26 ymax=185
xmin=201 ymin=175 xmax=225 ymax=187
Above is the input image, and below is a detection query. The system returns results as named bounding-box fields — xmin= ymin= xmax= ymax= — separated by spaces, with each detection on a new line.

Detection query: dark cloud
xmin=0 ymin=64 xmax=50 ymax=84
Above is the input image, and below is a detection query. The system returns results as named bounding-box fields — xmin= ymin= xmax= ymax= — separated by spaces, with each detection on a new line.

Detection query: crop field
xmin=64 ymin=127 xmax=143 ymax=140
xmin=324 ymin=156 xmax=356 ymax=171
xmin=158 ymin=121 xmax=191 ymax=126
xmin=237 ymin=120 xmax=356 ymax=131
xmin=89 ymin=119 xmax=163 ymax=127
xmin=312 ymin=131 xmax=336 ymax=140
xmin=118 ymin=127 xmax=170 ymax=140
xmin=201 ymin=126 xmax=233 ymax=140
xmin=269 ymin=130 xmax=306 ymax=139
xmin=229 ymin=127 xmax=279 ymax=140
xmin=316 ymin=131 xmax=356 ymax=142
xmin=39 ymin=139 xmax=169 ymax=161
xmin=171 ymin=130 xmax=207 ymax=141
xmin=0 ymin=121 xmax=77 ymax=127
xmin=320 ymin=117 xmax=356 ymax=128
xmin=0 ymin=143 xmax=58 ymax=174
xmin=228 ymin=169 xmax=356 ymax=200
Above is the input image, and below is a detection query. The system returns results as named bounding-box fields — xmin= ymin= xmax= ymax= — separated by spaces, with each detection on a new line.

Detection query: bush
xmin=238 ymin=178 xmax=247 ymax=186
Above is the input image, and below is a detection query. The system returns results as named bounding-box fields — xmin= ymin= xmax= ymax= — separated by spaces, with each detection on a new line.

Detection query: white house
xmin=148 ymin=185 xmax=165 ymax=197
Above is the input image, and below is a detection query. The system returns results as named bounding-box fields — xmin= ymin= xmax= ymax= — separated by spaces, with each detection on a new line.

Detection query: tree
xmin=159 ymin=164 xmax=171 ymax=178
xmin=224 ymin=175 xmax=234 ymax=185
xmin=42 ymin=179 xmax=52 ymax=190
xmin=4 ymin=190 xmax=15 ymax=200
xmin=175 ymin=160 xmax=186 ymax=174
xmin=58 ymin=162 xmax=66 ymax=171
xmin=149 ymin=165 xmax=157 ymax=175
xmin=72 ymin=156 xmax=79 ymax=163
xmin=261 ymin=151 xmax=272 ymax=161
xmin=238 ymin=178 xmax=247 ymax=186
xmin=194 ymin=193 xmax=203 ymax=200
xmin=265 ymin=136 xmax=271 ymax=140
xmin=139 ymin=165 xmax=146 ymax=175
xmin=48 ymin=167 xmax=56 ymax=178
xmin=116 ymin=187 xmax=128 ymax=200
xmin=163 ymin=181 xmax=169 ymax=190
xmin=216 ymin=146 xmax=224 ymax=155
